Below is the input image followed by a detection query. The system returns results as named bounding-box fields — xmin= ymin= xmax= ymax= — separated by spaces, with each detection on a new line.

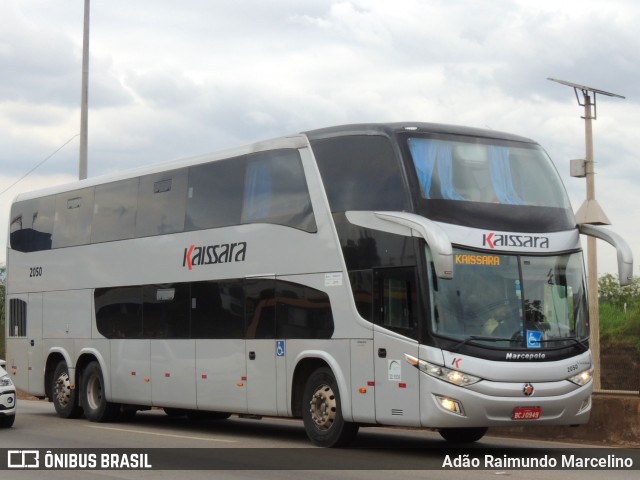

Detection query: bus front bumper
xmin=420 ymin=376 xmax=592 ymax=428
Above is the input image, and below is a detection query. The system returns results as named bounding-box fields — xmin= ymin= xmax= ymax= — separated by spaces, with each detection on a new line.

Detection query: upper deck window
xmin=405 ymin=135 xmax=575 ymax=232
xmin=10 ymin=147 xmax=317 ymax=253
xmin=186 ymin=148 xmax=317 ymax=233
xmin=312 ymin=135 xmax=409 ymax=212
xmin=407 ymin=136 xmax=572 ymax=209
xmin=241 ymin=149 xmax=317 ymax=232
xmin=10 ymin=196 xmax=55 ymax=252
xmin=52 ymin=187 xmax=95 ymax=248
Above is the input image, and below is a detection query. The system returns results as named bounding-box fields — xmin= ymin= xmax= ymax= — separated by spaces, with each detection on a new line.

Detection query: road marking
xmin=85 ymin=425 xmax=239 ymax=443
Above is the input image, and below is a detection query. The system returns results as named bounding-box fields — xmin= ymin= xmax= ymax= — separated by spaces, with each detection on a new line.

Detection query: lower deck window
xmin=95 ymin=279 xmax=334 ymax=340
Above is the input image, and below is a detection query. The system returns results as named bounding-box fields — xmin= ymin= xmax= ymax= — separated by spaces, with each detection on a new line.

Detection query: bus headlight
xmin=0 ymin=374 xmax=13 ymax=387
xmin=435 ymin=395 xmax=465 ymax=415
xmin=568 ymin=367 xmax=593 ymax=386
xmin=405 ymin=354 xmax=481 ymax=387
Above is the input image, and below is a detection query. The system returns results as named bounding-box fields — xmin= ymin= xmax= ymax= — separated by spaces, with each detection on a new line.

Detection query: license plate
xmin=512 ymin=407 xmax=542 ymax=420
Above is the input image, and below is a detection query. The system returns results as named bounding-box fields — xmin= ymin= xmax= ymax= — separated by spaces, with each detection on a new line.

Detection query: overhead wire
xmin=0 ymin=133 xmax=79 ymax=197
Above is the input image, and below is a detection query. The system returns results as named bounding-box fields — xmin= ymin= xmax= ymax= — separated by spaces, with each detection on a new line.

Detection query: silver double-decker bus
xmin=5 ymin=122 xmax=632 ymax=446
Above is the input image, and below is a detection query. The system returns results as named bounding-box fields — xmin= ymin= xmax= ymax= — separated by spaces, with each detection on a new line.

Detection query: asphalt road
xmin=0 ymin=400 xmax=636 ymax=480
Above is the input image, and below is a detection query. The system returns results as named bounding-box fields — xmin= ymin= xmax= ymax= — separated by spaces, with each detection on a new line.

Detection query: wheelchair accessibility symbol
xmin=527 ymin=330 xmax=542 ymax=349
xmin=276 ymin=340 xmax=285 ymax=357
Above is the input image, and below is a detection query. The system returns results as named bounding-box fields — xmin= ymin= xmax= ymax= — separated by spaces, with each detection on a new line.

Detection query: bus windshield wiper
xmin=451 ymin=335 xmax=588 ymax=353
xmin=537 ymin=337 xmax=589 ymax=352
xmin=451 ymin=335 xmax=513 ymax=351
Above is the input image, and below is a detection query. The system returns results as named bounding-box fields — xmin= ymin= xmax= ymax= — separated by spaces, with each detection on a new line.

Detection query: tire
xmin=302 ymin=367 xmax=359 ymax=447
xmin=164 ymin=407 xmax=188 ymax=417
xmin=439 ymin=427 xmax=488 ymax=443
xmin=0 ymin=415 xmax=15 ymax=428
xmin=81 ymin=361 xmax=120 ymax=422
xmin=119 ymin=408 xmax=137 ymax=422
xmin=51 ymin=361 xmax=82 ymax=419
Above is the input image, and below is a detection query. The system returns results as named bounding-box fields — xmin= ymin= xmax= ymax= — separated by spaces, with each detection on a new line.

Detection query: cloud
xmin=0 ymin=8 xmax=78 ymax=107
xmin=0 ymin=0 xmax=637 ymax=274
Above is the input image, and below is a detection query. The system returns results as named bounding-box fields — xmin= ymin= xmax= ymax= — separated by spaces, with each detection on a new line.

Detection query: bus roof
xmin=304 ymin=122 xmax=537 ymax=144
xmin=11 ymin=134 xmax=309 ymax=203
xmin=12 ymin=122 xmax=536 ymax=203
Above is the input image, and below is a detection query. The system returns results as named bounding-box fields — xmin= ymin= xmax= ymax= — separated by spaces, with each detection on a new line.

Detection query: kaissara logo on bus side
xmin=182 ymin=241 xmax=247 ymax=270
xmin=482 ymin=232 xmax=550 ymax=249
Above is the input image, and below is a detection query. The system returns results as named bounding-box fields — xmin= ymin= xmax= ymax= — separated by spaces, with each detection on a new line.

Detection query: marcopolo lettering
xmin=483 ymin=232 xmax=550 ymax=249
xmin=505 ymin=352 xmax=547 ymax=361
xmin=183 ymin=241 xmax=247 ymax=270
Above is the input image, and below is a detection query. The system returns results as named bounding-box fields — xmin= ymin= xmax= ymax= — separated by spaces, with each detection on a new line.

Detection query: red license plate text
xmin=512 ymin=407 xmax=542 ymax=420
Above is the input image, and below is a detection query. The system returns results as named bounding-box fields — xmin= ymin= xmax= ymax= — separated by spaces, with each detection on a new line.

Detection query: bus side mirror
xmin=579 ymin=224 xmax=634 ymax=286
xmin=345 ymin=211 xmax=454 ymax=280
xmin=375 ymin=212 xmax=454 ymax=280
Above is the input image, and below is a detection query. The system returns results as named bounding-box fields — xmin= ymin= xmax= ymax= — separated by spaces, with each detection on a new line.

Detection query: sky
xmin=1 ymin=0 xmax=639 ymax=277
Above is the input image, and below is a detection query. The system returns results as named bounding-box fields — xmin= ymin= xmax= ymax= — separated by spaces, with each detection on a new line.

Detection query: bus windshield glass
xmin=407 ymin=136 xmax=571 ymax=209
xmin=430 ymin=248 xmax=588 ymax=349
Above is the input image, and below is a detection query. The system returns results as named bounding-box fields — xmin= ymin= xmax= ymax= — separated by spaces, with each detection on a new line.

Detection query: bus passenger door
xmin=194 ymin=280 xmax=247 ymax=414
xmin=27 ymin=293 xmax=44 ymax=396
xmin=245 ymin=339 xmax=279 ymax=415
xmin=5 ymin=295 xmax=29 ymax=392
xmin=373 ymin=267 xmax=421 ymax=426
xmin=245 ymin=277 xmax=279 ymax=416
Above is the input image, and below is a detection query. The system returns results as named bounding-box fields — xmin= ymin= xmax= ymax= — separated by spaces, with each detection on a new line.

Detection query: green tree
xmin=599 ymin=273 xmax=640 ymax=354
xmin=598 ymin=273 xmax=640 ymax=307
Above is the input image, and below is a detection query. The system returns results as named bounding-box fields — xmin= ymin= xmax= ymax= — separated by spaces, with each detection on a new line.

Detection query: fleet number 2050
xmin=29 ymin=267 xmax=43 ymax=277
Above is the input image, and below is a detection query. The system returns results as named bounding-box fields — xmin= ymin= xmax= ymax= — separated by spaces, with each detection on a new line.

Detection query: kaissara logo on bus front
xmin=482 ymin=232 xmax=550 ymax=250
xmin=182 ymin=241 xmax=247 ymax=270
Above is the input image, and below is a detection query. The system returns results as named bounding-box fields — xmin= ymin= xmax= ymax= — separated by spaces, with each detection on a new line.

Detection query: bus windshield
xmin=430 ymin=248 xmax=588 ymax=349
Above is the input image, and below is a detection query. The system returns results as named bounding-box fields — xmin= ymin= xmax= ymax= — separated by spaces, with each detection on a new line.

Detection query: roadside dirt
xmin=600 ymin=344 xmax=640 ymax=391
xmin=17 ymin=390 xmax=40 ymax=401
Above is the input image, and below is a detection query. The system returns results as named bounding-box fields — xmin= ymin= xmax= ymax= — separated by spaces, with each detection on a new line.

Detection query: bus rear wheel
xmin=81 ymin=361 xmax=120 ymax=422
xmin=51 ymin=361 xmax=82 ymax=419
xmin=302 ymin=367 xmax=359 ymax=447
xmin=439 ymin=427 xmax=488 ymax=443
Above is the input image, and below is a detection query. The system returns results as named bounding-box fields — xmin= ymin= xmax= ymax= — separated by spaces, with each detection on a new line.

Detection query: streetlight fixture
xmin=547 ymin=77 xmax=625 ymax=391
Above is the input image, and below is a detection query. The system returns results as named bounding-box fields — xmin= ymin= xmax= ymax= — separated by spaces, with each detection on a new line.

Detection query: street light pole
xmin=548 ymin=78 xmax=624 ymax=391
xmin=582 ymin=93 xmax=602 ymax=390
xmin=79 ymin=0 xmax=90 ymax=180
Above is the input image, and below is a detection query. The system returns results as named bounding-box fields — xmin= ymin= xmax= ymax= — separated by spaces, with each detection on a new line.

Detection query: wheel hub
xmin=85 ymin=375 xmax=103 ymax=411
xmin=309 ymin=384 xmax=336 ymax=431
xmin=54 ymin=372 xmax=72 ymax=407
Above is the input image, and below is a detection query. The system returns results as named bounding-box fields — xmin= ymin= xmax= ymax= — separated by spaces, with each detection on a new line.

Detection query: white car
xmin=0 ymin=363 xmax=16 ymax=428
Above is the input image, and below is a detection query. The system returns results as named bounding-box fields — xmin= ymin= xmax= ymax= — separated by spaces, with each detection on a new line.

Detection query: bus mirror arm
xmin=579 ymin=224 xmax=634 ymax=286
xmin=373 ymin=212 xmax=454 ymax=280
xmin=344 ymin=211 xmax=454 ymax=279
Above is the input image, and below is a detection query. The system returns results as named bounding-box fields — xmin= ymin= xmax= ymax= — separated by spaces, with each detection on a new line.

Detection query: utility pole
xmin=548 ymin=78 xmax=625 ymax=391
xmin=79 ymin=0 xmax=90 ymax=180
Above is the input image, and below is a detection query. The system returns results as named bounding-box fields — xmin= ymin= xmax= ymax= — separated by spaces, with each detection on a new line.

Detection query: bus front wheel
xmin=439 ymin=427 xmax=488 ymax=443
xmin=81 ymin=361 xmax=120 ymax=422
xmin=51 ymin=361 xmax=82 ymax=419
xmin=302 ymin=367 xmax=359 ymax=447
